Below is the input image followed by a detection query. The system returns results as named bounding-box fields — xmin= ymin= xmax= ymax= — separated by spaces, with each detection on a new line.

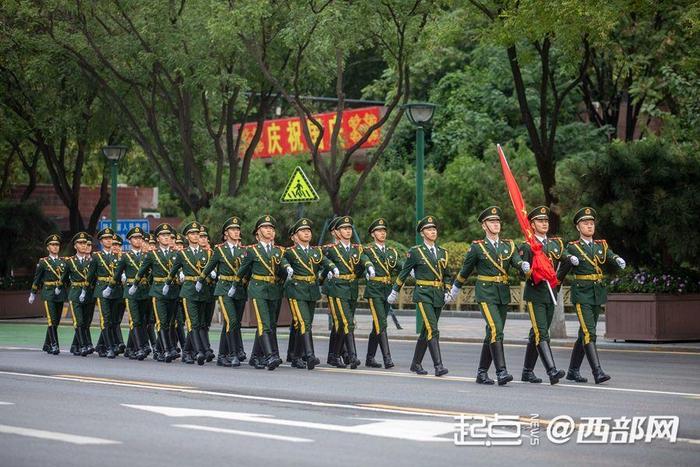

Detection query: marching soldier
xmin=517 ymin=206 xmax=577 ymax=385
xmin=133 ymin=223 xmax=180 ymax=363
xmin=449 ymin=207 xmax=529 ymax=385
xmin=284 ymin=218 xmax=337 ymax=370
xmin=61 ymin=232 xmax=93 ymax=356
xmin=29 ymin=234 xmax=67 ymax=355
xmin=198 ymin=225 xmax=216 ymax=362
xmin=109 ymin=234 xmax=127 ymax=354
xmin=322 ymin=217 xmax=345 ymax=367
xmin=559 ymin=207 xmax=626 ymax=384
xmin=363 ymin=218 xmax=401 ymax=369
xmin=232 ymin=215 xmax=291 ymax=371
xmin=143 ymin=233 xmax=159 ymax=357
xmin=389 ymin=216 xmax=452 ymax=377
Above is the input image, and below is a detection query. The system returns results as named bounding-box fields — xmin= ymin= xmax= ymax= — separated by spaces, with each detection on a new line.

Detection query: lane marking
xmin=0 ymin=424 xmax=120 ymax=445
xmin=0 ymin=402 xmax=14 ymax=405
xmin=54 ymin=374 xmax=195 ymax=389
xmin=174 ymin=424 xmax=313 ymax=443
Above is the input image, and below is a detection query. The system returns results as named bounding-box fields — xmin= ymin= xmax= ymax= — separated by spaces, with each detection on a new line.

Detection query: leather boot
xmin=584 ymin=342 xmax=610 ymax=384
xmin=83 ymin=326 xmax=95 ymax=354
xmin=75 ymin=327 xmax=87 ymax=356
xmin=159 ymin=329 xmax=173 ymax=362
xmin=234 ymin=327 xmax=246 ymax=361
xmin=521 ymin=341 xmax=542 ymax=383
xmin=250 ymin=335 xmax=265 ymax=369
xmin=365 ymin=331 xmax=381 ymax=368
xmin=270 ymin=328 xmax=280 ymax=358
xmin=103 ymin=326 xmax=116 ymax=359
xmin=302 ymin=333 xmax=316 ymax=370
xmin=410 ymin=338 xmax=428 ymax=375
xmin=193 ymin=329 xmax=207 ymax=365
xmin=176 ymin=325 xmax=189 ymax=358
xmin=70 ymin=330 xmax=80 ymax=355
xmin=181 ymin=334 xmax=195 ymax=364
xmin=262 ymin=332 xmax=282 ymax=370
xmin=286 ymin=324 xmax=296 ymax=363
xmin=537 ymin=341 xmax=565 ymax=385
xmin=427 ymin=338 xmax=448 ymax=377
xmin=378 ymin=331 xmax=394 ymax=369
xmin=476 ymin=342 xmax=494 ymax=384
xmin=291 ymin=331 xmax=306 ymax=369
xmin=344 ymin=332 xmax=361 ymax=369
xmin=146 ymin=324 xmax=157 ymax=356
xmin=566 ymin=339 xmax=588 ymax=383
xmin=133 ymin=326 xmax=146 ymax=360
xmin=47 ymin=326 xmax=60 ymax=355
xmin=201 ymin=328 xmax=214 ymax=362
xmin=226 ymin=330 xmax=240 ymax=367
xmin=113 ymin=324 xmax=126 ymax=354
xmin=307 ymin=331 xmax=320 ymax=366
xmin=327 ymin=328 xmax=338 ymax=365
xmin=217 ymin=327 xmax=229 ymax=361
xmin=330 ymin=331 xmax=347 ymax=368
xmin=490 ymin=341 xmax=512 ymax=385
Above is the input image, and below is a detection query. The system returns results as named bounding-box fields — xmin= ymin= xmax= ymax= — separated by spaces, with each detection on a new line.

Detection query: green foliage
xmin=440 ymin=241 xmax=470 ymax=274
xmin=0 ymin=202 xmax=56 ymax=277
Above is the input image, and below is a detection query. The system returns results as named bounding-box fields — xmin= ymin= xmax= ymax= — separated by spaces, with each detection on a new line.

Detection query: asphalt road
xmin=0 ymin=336 xmax=698 ymax=466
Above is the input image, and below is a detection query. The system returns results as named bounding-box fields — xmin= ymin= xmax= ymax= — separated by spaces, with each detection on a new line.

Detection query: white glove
xmin=54 ymin=287 xmax=61 ymax=295
xmin=332 ymin=267 xmax=339 ymax=276
xmin=227 ymin=285 xmax=236 ymax=298
xmin=102 ymin=286 xmax=112 ymax=298
xmin=128 ymin=284 xmax=138 ymax=295
xmin=162 ymin=284 xmax=170 ymax=295
xmin=367 ymin=266 xmax=376 ymax=278
xmin=616 ymin=257 xmax=626 ymax=269
xmin=387 ymin=290 xmax=398 ymax=304
xmin=326 ymin=270 xmax=334 ymax=280
xmin=28 ymin=293 xmax=36 ymax=304
xmin=178 ymin=271 xmax=185 ymax=282
xmin=195 ymin=281 xmax=202 ymax=292
xmin=450 ymin=284 xmax=460 ymax=300
xmin=569 ymin=256 xmax=580 ymax=266
xmin=79 ymin=289 xmax=86 ymax=303
xmin=121 ymin=273 xmax=127 ymax=283
xmin=409 ymin=269 xmax=415 ymax=278
xmin=521 ymin=261 xmax=531 ymax=273
xmin=286 ymin=267 xmax=294 ymax=280
xmin=444 ymin=291 xmax=453 ymax=304
xmin=210 ymin=270 xmax=217 ymax=279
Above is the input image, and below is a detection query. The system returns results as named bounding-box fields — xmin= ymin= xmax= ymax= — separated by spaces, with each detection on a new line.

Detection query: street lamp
xmin=102 ymin=145 xmax=128 ymax=231
xmin=402 ymin=102 xmax=436 ymax=243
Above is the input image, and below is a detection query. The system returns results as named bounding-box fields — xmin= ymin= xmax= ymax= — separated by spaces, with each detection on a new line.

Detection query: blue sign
xmin=98 ymin=219 xmax=150 ymax=251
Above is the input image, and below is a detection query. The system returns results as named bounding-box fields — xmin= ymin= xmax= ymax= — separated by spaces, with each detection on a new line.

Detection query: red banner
xmin=234 ymin=106 xmax=382 ymax=159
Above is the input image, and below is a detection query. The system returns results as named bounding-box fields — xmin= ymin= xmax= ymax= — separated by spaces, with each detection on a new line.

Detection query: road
xmin=0 ymin=334 xmax=698 ymax=466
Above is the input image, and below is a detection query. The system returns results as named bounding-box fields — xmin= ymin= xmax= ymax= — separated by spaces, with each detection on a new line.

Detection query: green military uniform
xmin=61 ymin=232 xmax=93 ymax=356
xmin=321 ymin=217 xmax=346 ymax=367
xmin=110 ymin=234 xmax=127 ymax=353
xmin=392 ymin=216 xmax=451 ymax=376
xmin=30 ymin=234 xmax=67 ymax=354
xmin=363 ymin=218 xmax=401 ymax=369
xmin=198 ymin=226 xmax=216 ymax=360
xmin=171 ymin=233 xmax=188 ymax=360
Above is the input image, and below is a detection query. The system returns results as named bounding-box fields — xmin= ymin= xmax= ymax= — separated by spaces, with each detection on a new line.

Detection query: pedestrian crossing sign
xmin=280 ymin=166 xmax=320 ymax=203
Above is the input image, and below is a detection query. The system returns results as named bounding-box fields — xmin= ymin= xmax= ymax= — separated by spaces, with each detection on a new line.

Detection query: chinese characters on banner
xmin=234 ymin=106 xmax=382 ymax=159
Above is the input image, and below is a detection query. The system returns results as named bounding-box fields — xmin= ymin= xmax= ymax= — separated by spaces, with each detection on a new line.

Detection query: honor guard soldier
xmin=61 ymin=232 xmax=93 ymax=356
xmin=284 ymin=218 xmax=337 ymax=370
xmin=518 ymin=206 xmax=577 ymax=384
xmin=109 ymin=234 xmax=128 ymax=353
xmin=559 ymin=207 xmax=626 ymax=384
xmin=200 ymin=216 xmax=247 ymax=367
xmin=449 ymin=207 xmax=529 ymax=385
xmin=233 ymin=215 xmax=291 ymax=371
xmin=198 ymin=225 xmax=216 ymax=361
xmin=29 ymin=234 xmax=67 ymax=355
xmin=389 ymin=216 xmax=452 ymax=377
xmin=322 ymin=217 xmax=345 ymax=367
xmin=170 ymin=233 xmax=188 ymax=360
xmin=363 ymin=218 xmax=401 ymax=369
xmin=133 ymin=223 xmax=180 ymax=362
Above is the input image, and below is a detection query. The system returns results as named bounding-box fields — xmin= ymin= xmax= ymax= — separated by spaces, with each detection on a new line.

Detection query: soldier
xmin=83 ymin=238 xmax=97 ymax=352
xmin=389 ymin=216 xmax=452 ymax=377
xmin=517 ymin=206 xmax=578 ymax=385
xmin=106 ymin=226 xmax=150 ymax=361
xmin=449 ymin=207 xmax=529 ymax=385
xmin=143 ymin=232 xmax=159 ymax=357
xmin=61 ymin=232 xmax=93 ymax=356
xmin=132 ymin=223 xmax=180 ymax=363
xmin=232 ymin=215 xmax=292 ymax=371
xmin=363 ymin=218 xmax=401 ymax=369
xmin=559 ymin=207 xmax=626 ymax=384
xmin=198 ymin=225 xmax=216 ymax=362
xmin=29 ymin=234 xmax=67 ymax=355
xmin=321 ymin=217 xmax=345 ymax=367
xmin=171 ymin=232 xmax=187 ymax=361
xmin=323 ymin=216 xmax=373 ymax=369
xmin=109 ymin=234 xmax=127 ymax=354
xmin=284 ymin=218 xmax=337 ymax=370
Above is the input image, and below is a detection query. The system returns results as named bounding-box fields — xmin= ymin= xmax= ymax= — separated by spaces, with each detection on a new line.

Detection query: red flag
xmin=497 ymin=144 xmax=558 ymax=290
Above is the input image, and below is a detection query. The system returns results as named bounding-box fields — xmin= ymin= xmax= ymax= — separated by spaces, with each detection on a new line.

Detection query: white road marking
xmin=126 ymin=404 xmax=453 ymax=442
xmin=0 ymin=402 xmax=14 ymax=405
xmin=0 ymin=424 xmax=120 ymax=445
xmin=174 ymin=424 xmax=313 ymax=443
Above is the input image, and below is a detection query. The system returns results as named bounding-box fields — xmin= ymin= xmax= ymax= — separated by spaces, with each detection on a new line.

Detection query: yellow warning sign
xmin=280 ymin=166 xmax=320 ymax=203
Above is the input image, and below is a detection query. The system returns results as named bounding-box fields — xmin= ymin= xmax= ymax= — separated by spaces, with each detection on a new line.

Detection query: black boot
xmin=490 ymin=341 xmax=512 ymax=386
xmin=234 ymin=327 xmax=246 ymax=362
xmin=113 ymin=324 xmax=126 ymax=354
xmin=427 ymin=338 xmax=448 ymax=377
xmin=131 ymin=327 xmax=144 ymax=360
xmin=378 ymin=331 xmax=394 ymax=369
xmin=158 ymin=329 xmax=173 ymax=362
xmin=327 ymin=328 xmax=338 ymax=365
xmin=217 ymin=329 xmax=232 ymax=366
xmin=70 ymin=330 xmax=80 ymax=356
xmin=537 ymin=341 xmax=565 ymax=385
xmin=365 ymin=331 xmax=381 ymax=368
xmin=291 ymin=331 xmax=306 ymax=369
xmin=344 ymin=332 xmax=361 ymax=369
xmin=262 ymin=332 xmax=282 ymax=370
xmin=286 ymin=324 xmax=296 ymax=363
xmin=193 ymin=329 xmax=208 ymax=365
xmin=226 ymin=330 xmax=240 ymax=367
xmin=584 ymin=342 xmax=610 ymax=384
xmin=181 ymin=334 xmax=195 ymax=364
xmin=521 ymin=341 xmax=542 ymax=383
xmin=77 ymin=328 xmax=89 ymax=356
xmin=83 ymin=326 xmax=95 ymax=354
xmin=476 ymin=342 xmax=495 ymax=384
xmin=103 ymin=327 xmax=116 ymax=359
xmin=330 ymin=331 xmax=347 ymax=368
xmin=250 ymin=335 xmax=265 ymax=369
xmin=302 ymin=332 xmax=316 ymax=370
xmin=566 ymin=339 xmax=588 ymax=383
xmin=410 ymin=338 xmax=428 ymax=375
xmin=146 ymin=324 xmax=157 ymax=356
xmin=47 ymin=326 xmax=60 ymax=355
xmin=270 ymin=328 xmax=280 ymax=359
xmin=201 ymin=328 xmax=214 ymax=362
xmin=307 ymin=331 xmax=320 ymax=366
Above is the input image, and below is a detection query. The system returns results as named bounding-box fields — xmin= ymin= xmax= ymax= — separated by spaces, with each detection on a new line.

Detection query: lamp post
xmin=402 ymin=103 xmax=436 ymax=243
xmin=101 ymin=145 xmax=128 ymax=231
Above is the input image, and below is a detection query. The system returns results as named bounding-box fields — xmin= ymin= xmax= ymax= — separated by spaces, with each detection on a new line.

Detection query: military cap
xmin=328 ymin=216 xmax=340 ymax=231
xmin=368 ymin=218 xmax=388 ymax=234
xmin=253 ymin=215 xmax=276 ymax=235
xmin=154 ymin=223 xmax=173 ymax=236
xmin=335 ymin=216 xmax=353 ymax=229
xmin=289 ymin=218 xmax=312 ymax=237
xmin=96 ymin=227 xmax=115 ymax=239
xmin=573 ymin=207 xmax=597 ymax=225
xmin=199 ymin=225 xmax=209 ymax=238
xmin=528 ymin=205 xmax=550 ymax=221
xmin=147 ymin=233 xmax=156 ymax=244
xmin=86 ymin=238 xmax=93 ymax=246
xmin=478 ymin=206 xmax=502 ymax=223
xmin=416 ymin=215 xmax=438 ymax=232
xmin=175 ymin=233 xmax=185 ymax=244
xmin=126 ymin=226 xmax=145 ymax=239
xmin=45 ymin=234 xmax=61 ymax=246
xmin=223 ymin=216 xmax=241 ymax=231
xmin=181 ymin=221 xmax=201 ymax=236
xmin=112 ymin=234 xmax=123 ymax=246
xmin=71 ymin=232 xmax=89 ymax=244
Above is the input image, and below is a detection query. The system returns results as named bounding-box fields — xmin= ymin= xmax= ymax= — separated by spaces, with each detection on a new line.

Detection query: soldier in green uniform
xmin=61 ymin=232 xmax=93 ymax=356
xmin=323 ymin=216 xmax=373 ymax=369
xmin=449 ymin=207 xmax=529 ymax=385
xmin=133 ymin=223 xmax=180 ymax=363
xmin=388 ymin=216 xmax=452 ymax=377
xmin=198 ymin=225 xmax=216 ymax=361
xmin=29 ymin=234 xmax=67 ymax=355
xmin=143 ymin=232 xmax=159 ymax=357
xmin=233 ymin=215 xmax=291 ymax=371
xmin=109 ymin=234 xmax=127 ymax=354
xmin=321 ymin=217 xmax=345 ymax=367
xmin=517 ymin=206 xmax=577 ymax=385
xmin=171 ymin=232 xmax=187 ymax=361
xmin=559 ymin=207 xmax=626 ymax=384
xmin=363 ymin=218 xmax=401 ymax=369
xmin=200 ymin=216 xmax=247 ymax=367
xmin=83 ymin=238 xmax=97 ymax=352
xmin=284 ymin=218 xmax=337 ymax=370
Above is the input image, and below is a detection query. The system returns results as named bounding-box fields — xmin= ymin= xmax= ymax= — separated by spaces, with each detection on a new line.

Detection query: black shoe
xmin=378 ymin=331 xmax=394 ymax=369
xmin=302 ymin=333 xmax=316 ymax=370
xmin=476 ymin=369 xmax=495 ymax=385
xmin=98 ymin=350 xmax=108 ymax=358
xmin=230 ymin=355 xmax=241 ymax=367
xmin=344 ymin=332 xmax=360 ymax=369
xmin=521 ymin=369 xmax=542 ymax=383
xmin=410 ymin=362 xmax=428 ymax=375
xmin=410 ymin=338 xmax=428 ymax=375
xmin=537 ymin=341 xmax=564 ymax=385
xmin=262 ymin=333 xmax=282 ymax=370
xmin=182 ymin=352 xmax=195 ymax=364
xmin=521 ymin=341 xmax=542 ymax=383
xmin=217 ymin=355 xmax=232 ymax=367
xmin=106 ymin=348 xmax=116 ymax=359
xmin=584 ymin=342 xmax=610 ymax=384
xmin=566 ymin=368 xmax=588 ymax=383
xmin=365 ymin=331 xmax=380 ymax=367
xmin=291 ymin=358 xmax=306 ymax=369
xmin=489 ymin=341 xmax=513 ymax=386
xmin=566 ymin=339 xmax=588 ymax=382
xmin=365 ymin=357 xmax=381 ymax=368
xmin=427 ymin=338 xmax=448 ymax=377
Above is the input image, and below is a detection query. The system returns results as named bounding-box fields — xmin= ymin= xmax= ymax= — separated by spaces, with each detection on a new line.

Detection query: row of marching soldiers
xmin=30 ymin=205 xmax=625 ymax=384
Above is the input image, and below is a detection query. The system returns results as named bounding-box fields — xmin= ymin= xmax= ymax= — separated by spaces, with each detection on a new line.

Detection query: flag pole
xmin=546 ymin=281 xmax=558 ymax=306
